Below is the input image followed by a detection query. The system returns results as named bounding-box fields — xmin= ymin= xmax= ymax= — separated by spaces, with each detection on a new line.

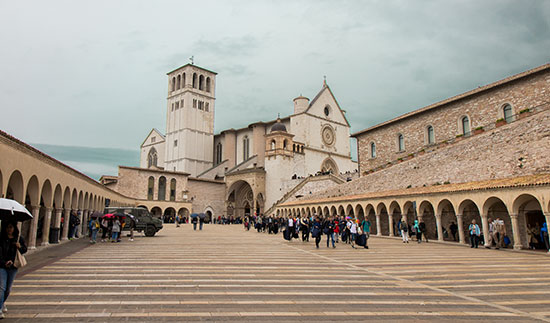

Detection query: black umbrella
xmin=0 ymin=198 xmax=33 ymax=222
xmin=198 ymin=213 xmax=206 ymax=219
xmin=90 ymin=211 xmax=103 ymax=218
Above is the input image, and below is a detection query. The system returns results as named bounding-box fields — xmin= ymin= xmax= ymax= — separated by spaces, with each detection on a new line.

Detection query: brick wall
xmin=187 ymin=178 xmax=225 ymax=218
xmin=355 ymin=68 xmax=550 ymax=174
xmin=305 ymin=109 xmax=550 ymax=200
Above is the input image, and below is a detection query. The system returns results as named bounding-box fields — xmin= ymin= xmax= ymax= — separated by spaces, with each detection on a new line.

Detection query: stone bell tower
xmin=164 ymin=63 xmax=217 ymax=176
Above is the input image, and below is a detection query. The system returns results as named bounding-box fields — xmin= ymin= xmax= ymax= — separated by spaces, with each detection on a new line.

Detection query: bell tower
xmin=164 ymin=63 xmax=217 ymax=176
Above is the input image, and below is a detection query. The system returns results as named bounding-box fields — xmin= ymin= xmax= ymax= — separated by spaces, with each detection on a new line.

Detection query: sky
xmin=1 ymin=0 xmax=549 ymax=179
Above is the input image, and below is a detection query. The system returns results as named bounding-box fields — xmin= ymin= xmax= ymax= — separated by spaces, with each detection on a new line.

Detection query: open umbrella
xmin=102 ymin=213 xmax=116 ymax=219
xmin=190 ymin=213 xmax=198 ymax=218
xmin=0 ymin=198 xmax=33 ymax=222
xmin=198 ymin=213 xmax=206 ymax=220
xmin=90 ymin=211 xmax=103 ymax=218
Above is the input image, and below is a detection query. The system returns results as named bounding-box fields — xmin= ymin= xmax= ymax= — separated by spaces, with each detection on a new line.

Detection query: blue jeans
xmin=193 ymin=223 xmax=197 ymax=230
xmin=199 ymin=222 xmax=203 ymax=230
xmin=91 ymin=229 xmax=98 ymax=242
xmin=111 ymin=232 xmax=119 ymax=241
xmin=326 ymin=233 xmax=335 ymax=247
xmin=0 ymin=268 xmax=17 ymax=309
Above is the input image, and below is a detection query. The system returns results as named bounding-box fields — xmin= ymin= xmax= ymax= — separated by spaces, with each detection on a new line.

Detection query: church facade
xmin=104 ymin=63 xmax=357 ymax=220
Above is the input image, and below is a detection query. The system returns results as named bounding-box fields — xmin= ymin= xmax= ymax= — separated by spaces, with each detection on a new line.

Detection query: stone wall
xmin=187 ymin=178 xmax=225 ymax=218
xmin=355 ymin=67 xmax=550 ymax=174
xmin=113 ymin=166 xmax=188 ymax=201
xmin=304 ymin=109 xmax=550 ymax=201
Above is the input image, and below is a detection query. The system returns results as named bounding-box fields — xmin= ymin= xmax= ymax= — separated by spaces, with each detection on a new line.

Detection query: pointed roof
xmin=140 ymin=128 xmax=165 ymax=148
xmin=167 ymin=63 xmax=218 ymax=75
xmin=301 ymin=82 xmax=350 ymax=127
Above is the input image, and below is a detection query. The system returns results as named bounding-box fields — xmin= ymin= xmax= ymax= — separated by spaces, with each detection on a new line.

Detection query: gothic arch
xmin=321 ymin=157 xmax=339 ymax=174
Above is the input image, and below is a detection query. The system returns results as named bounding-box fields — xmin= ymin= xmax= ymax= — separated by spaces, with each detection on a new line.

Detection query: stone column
xmin=435 ymin=213 xmax=444 ymax=242
xmin=456 ymin=214 xmax=465 ymax=244
xmin=77 ymin=209 xmax=83 ymax=238
xmin=61 ymin=209 xmax=71 ymax=241
xmin=388 ymin=215 xmax=395 ymax=237
xmin=481 ymin=214 xmax=490 ymax=246
xmin=41 ymin=208 xmax=52 ymax=246
xmin=376 ymin=214 xmax=381 ymax=236
xmin=28 ymin=205 xmax=40 ymax=249
xmin=510 ymin=214 xmax=523 ymax=250
xmin=82 ymin=210 xmax=89 ymax=236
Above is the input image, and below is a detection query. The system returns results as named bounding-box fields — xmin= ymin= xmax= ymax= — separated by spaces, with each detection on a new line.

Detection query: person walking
xmin=312 ymin=217 xmax=322 ymax=249
xmin=100 ymin=217 xmax=109 ymax=242
xmin=287 ymin=217 xmax=294 ymax=241
xmin=191 ymin=216 xmax=198 ymax=230
xmin=469 ymin=219 xmax=481 ymax=248
xmin=350 ymin=219 xmax=358 ymax=249
xmin=399 ymin=219 xmax=409 ymax=243
xmin=360 ymin=217 xmax=371 ymax=249
xmin=111 ymin=218 xmax=121 ymax=243
xmin=449 ymin=222 xmax=458 ymax=241
xmin=301 ymin=218 xmax=309 ymax=242
xmin=89 ymin=217 xmax=99 ymax=244
xmin=541 ymin=222 xmax=550 ymax=253
xmin=0 ymin=221 xmax=27 ymax=319
xmin=323 ymin=217 xmax=336 ymax=248
xmin=419 ymin=220 xmax=428 ymax=243
xmin=494 ymin=218 xmax=506 ymax=249
xmin=413 ymin=220 xmax=422 ymax=243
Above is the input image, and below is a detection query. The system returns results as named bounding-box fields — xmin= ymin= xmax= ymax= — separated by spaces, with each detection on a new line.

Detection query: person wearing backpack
xmin=419 ymin=220 xmax=428 ymax=243
xmin=312 ymin=217 xmax=322 ymax=249
xmin=360 ymin=217 xmax=371 ymax=249
xmin=323 ymin=216 xmax=336 ymax=248
xmin=89 ymin=217 xmax=100 ymax=244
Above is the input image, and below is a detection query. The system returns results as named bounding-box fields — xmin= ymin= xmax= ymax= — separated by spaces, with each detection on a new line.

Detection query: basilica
xmin=101 ymin=63 xmax=357 ymax=220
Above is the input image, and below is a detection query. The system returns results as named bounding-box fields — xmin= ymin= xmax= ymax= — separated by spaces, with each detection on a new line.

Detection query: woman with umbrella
xmin=0 ymin=198 xmax=32 ymax=319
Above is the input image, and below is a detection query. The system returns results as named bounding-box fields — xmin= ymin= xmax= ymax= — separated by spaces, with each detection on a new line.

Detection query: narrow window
xmin=192 ymin=73 xmax=197 ymax=89
xmin=148 ymin=147 xmax=158 ymax=167
xmin=427 ymin=126 xmax=435 ymax=144
xmin=271 ymin=140 xmax=276 ymax=150
xmin=174 ymin=140 xmax=178 ymax=147
xmin=216 ymin=143 xmax=222 ymax=164
xmin=206 ymin=77 xmax=211 ymax=92
xmin=205 ymin=102 xmax=209 ymax=112
xmin=181 ymin=99 xmax=184 ymax=108
xmin=182 ymin=73 xmax=186 ymax=87
xmin=171 ymin=77 xmax=176 ymax=91
xmin=370 ymin=142 xmax=376 ymax=158
xmin=193 ymin=99 xmax=197 ymax=108
xmin=170 ymin=179 xmax=176 ymax=201
xmin=283 ymin=139 xmax=287 ymax=149
xmin=503 ymin=104 xmax=513 ymax=123
xmin=199 ymin=75 xmax=205 ymax=90
xmin=175 ymin=101 xmax=179 ymax=109
xmin=461 ymin=117 xmax=470 ymax=135
xmin=177 ymin=75 xmax=181 ymax=89
xmin=147 ymin=176 xmax=154 ymax=200
xmin=398 ymin=134 xmax=404 ymax=151
xmin=243 ymin=136 xmax=250 ymax=160
xmin=158 ymin=177 xmax=166 ymax=201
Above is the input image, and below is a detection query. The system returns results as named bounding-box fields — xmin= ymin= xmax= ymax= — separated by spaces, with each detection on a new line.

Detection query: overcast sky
xmin=1 ymin=0 xmax=549 ymax=156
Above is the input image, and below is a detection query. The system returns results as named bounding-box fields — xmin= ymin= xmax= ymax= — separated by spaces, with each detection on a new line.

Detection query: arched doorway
xmin=151 ymin=206 xmax=162 ymax=218
xmin=513 ymin=194 xmax=544 ymax=250
xmin=163 ymin=207 xmax=176 ymax=223
xmin=226 ymin=180 xmax=254 ymax=220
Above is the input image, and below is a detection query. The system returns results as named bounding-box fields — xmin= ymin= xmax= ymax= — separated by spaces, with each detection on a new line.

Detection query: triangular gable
xmin=304 ymin=84 xmax=350 ymax=127
xmin=140 ymin=128 xmax=165 ymax=147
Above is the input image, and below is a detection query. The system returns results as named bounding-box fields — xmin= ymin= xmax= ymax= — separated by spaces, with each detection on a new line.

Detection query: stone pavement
xmin=5 ymin=224 xmax=550 ymax=322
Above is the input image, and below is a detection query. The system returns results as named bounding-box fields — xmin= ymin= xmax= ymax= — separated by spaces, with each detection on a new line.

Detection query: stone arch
xmin=199 ymin=75 xmax=205 ymax=90
xmin=320 ymin=157 xmax=339 ymax=174
xmin=418 ymin=200 xmax=437 ymax=240
xmin=437 ymin=199 xmax=457 ymax=242
xmin=512 ymin=194 xmax=544 ymax=249
xmin=458 ymin=114 xmax=471 ymax=136
xmin=40 ymin=180 xmax=53 ymax=208
xmin=178 ymin=207 xmax=190 ymax=222
xmin=316 ymin=206 xmax=322 ymax=216
xmin=355 ymin=204 xmax=365 ymax=222
xmin=330 ymin=205 xmax=337 ymax=217
xmin=25 ymin=175 xmax=40 ymax=206
xmin=6 ymin=170 xmax=24 ymax=203
xmin=163 ymin=207 xmax=176 ymax=223
xmin=365 ymin=204 xmax=377 ymax=235
xmin=77 ymin=191 xmax=84 ymax=210
xmin=345 ymin=204 xmax=354 ymax=218
xmin=158 ymin=176 xmax=166 ymax=201
xmin=458 ymin=199 xmax=481 ymax=241
xmin=376 ymin=202 xmax=389 ymax=235
xmin=83 ymin=192 xmax=89 ymax=211
xmin=227 ymin=180 xmax=254 ymax=219
xmin=71 ymin=188 xmax=78 ymax=209
xmin=388 ymin=201 xmax=401 ymax=236
xmin=337 ymin=205 xmax=345 ymax=216
xmin=322 ymin=206 xmax=329 ymax=217
xmin=151 ymin=206 xmax=163 ymax=218
xmin=206 ymin=77 xmax=211 ymax=92
xmin=176 ymin=74 xmax=181 ymax=89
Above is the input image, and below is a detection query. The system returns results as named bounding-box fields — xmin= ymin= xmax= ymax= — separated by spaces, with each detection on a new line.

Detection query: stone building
xmin=277 ymin=63 xmax=550 ymax=250
xmin=103 ymin=63 xmax=357 ymax=220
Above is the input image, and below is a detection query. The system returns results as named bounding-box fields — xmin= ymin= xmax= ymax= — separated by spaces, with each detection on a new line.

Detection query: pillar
xmin=77 ymin=209 xmax=83 ymax=238
xmin=545 ymin=213 xmax=550 ymax=249
xmin=61 ymin=208 xmax=71 ymax=241
xmin=389 ymin=214 xmax=395 ymax=236
xmin=456 ymin=214 xmax=465 ymax=244
xmin=82 ymin=210 xmax=88 ymax=236
xmin=376 ymin=214 xmax=381 ymax=236
xmin=481 ymin=214 xmax=490 ymax=246
xmin=41 ymin=208 xmax=52 ymax=246
xmin=510 ymin=214 xmax=523 ymax=250
xmin=27 ymin=205 xmax=40 ymax=249
xmin=435 ymin=213 xmax=444 ymax=242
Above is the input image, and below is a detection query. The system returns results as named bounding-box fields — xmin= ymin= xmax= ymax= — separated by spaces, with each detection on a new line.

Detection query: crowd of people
xmin=87 ymin=215 xmax=135 ymax=243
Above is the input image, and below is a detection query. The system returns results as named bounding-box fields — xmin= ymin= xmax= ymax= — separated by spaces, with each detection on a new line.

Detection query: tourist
xmin=111 ymin=218 xmax=121 ymax=243
xmin=199 ymin=216 xmax=204 ymax=230
xmin=350 ymin=218 xmax=358 ymax=249
xmin=494 ymin=218 xmax=506 ymax=249
xmin=288 ymin=217 xmax=294 ymax=241
xmin=89 ymin=217 xmax=99 ymax=244
xmin=191 ymin=216 xmax=198 ymax=230
xmin=414 ymin=220 xmax=422 ymax=243
xmin=175 ymin=215 xmax=180 ymax=227
xmin=333 ymin=218 xmax=340 ymax=242
xmin=419 ymin=220 xmax=428 ymax=243
xmin=486 ymin=218 xmax=495 ymax=249
xmin=312 ymin=217 xmax=322 ymax=248
xmin=301 ymin=217 xmax=309 ymax=242
xmin=469 ymin=219 xmax=480 ymax=248
xmin=323 ymin=216 xmax=336 ymax=248
xmin=0 ymin=221 xmax=27 ymax=319
xmin=68 ymin=210 xmax=80 ymax=240
xmin=360 ymin=217 xmax=371 ymax=249
xmin=100 ymin=217 xmax=109 ymax=242
xmin=541 ymin=222 xmax=550 ymax=253
xmin=398 ymin=219 xmax=408 ymax=243
xmin=449 ymin=222 xmax=458 ymax=241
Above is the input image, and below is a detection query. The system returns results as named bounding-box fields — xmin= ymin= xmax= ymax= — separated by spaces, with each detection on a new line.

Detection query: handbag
xmin=14 ymin=234 xmax=27 ymax=269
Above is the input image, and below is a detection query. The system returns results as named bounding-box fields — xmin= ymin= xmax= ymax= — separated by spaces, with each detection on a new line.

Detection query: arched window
xmin=216 ymin=142 xmax=222 ymax=165
xmin=182 ymin=73 xmax=186 ymax=88
xmin=427 ymin=126 xmax=435 ymax=144
xmin=147 ymin=147 xmax=158 ymax=168
xmin=461 ymin=116 xmax=470 ymax=135
xmin=370 ymin=142 xmax=376 ymax=158
xmin=397 ymin=134 xmax=404 ymax=151
xmin=158 ymin=176 xmax=166 ymax=201
xmin=283 ymin=139 xmax=288 ymax=149
xmin=199 ymin=75 xmax=205 ymax=90
xmin=171 ymin=77 xmax=176 ymax=91
xmin=170 ymin=179 xmax=176 ymax=201
xmin=206 ymin=77 xmax=211 ymax=92
xmin=147 ymin=176 xmax=154 ymax=200
xmin=176 ymin=75 xmax=181 ymax=89
xmin=293 ymin=144 xmax=296 ymax=152
xmin=270 ymin=140 xmax=276 ymax=150
xmin=503 ymin=104 xmax=513 ymax=123
xmin=243 ymin=136 xmax=250 ymax=160
xmin=192 ymin=73 xmax=197 ymax=89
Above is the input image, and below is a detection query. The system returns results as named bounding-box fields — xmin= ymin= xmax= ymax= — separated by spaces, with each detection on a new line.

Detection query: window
xmin=170 ymin=179 xmax=176 ymax=201
xmin=174 ymin=140 xmax=178 ymax=147
xmin=243 ymin=136 xmax=250 ymax=160
xmin=503 ymin=104 xmax=513 ymax=123
xmin=158 ymin=176 xmax=166 ymax=201
xmin=181 ymin=99 xmax=184 ymax=108
xmin=461 ymin=116 xmax=470 ymax=135
xmin=177 ymin=75 xmax=181 ymax=89
xmin=193 ymin=99 xmax=197 ymax=108
xmin=206 ymin=77 xmax=211 ymax=92
xmin=171 ymin=103 xmax=174 ymax=111
xmin=192 ymin=73 xmax=197 ymax=88
xmin=427 ymin=126 xmax=435 ymax=144
xmin=147 ymin=176 xmax=154 ymax=200
xmin=175 ymin=101 xmax=179 ymax=109
xmin=370 ymin=142 xmax=376 ymax=158
xmin=182 ymin=73 xmax=186 ymax=88
xmin=147 ymin=147 xmax=158 ymax=168
xmin=397 ymin=134 xmax=404 ymax=151
xmin=151 ymin=136 xmax=156 ymax=143
xmin=324 ymin=106 xmax=330 ymax=116
xmin=216 ymin=143 xmax=223 ymax=165
xmin=270 ymin=140 xmax=276 ymax=150
xmin=205 ymin=102 xmax=209 ymax=112
xmin=283 ymin=139 xmax=288 ymax=149
xmin=199 ymin=75 xmax=205 ymax=90
xmin=198 ymin=101 xmax=203 ymax=110
xmin=171 ymin=77 xmax=176 ymax=91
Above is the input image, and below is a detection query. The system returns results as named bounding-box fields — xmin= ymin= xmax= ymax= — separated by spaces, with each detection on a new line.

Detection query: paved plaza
xmin=6 ymin=225 xmax=550 ymax=322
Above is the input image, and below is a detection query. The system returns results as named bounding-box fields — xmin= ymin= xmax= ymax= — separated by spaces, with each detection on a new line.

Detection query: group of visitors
xmin=88 ymin=215 xmax=134 ymax=243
